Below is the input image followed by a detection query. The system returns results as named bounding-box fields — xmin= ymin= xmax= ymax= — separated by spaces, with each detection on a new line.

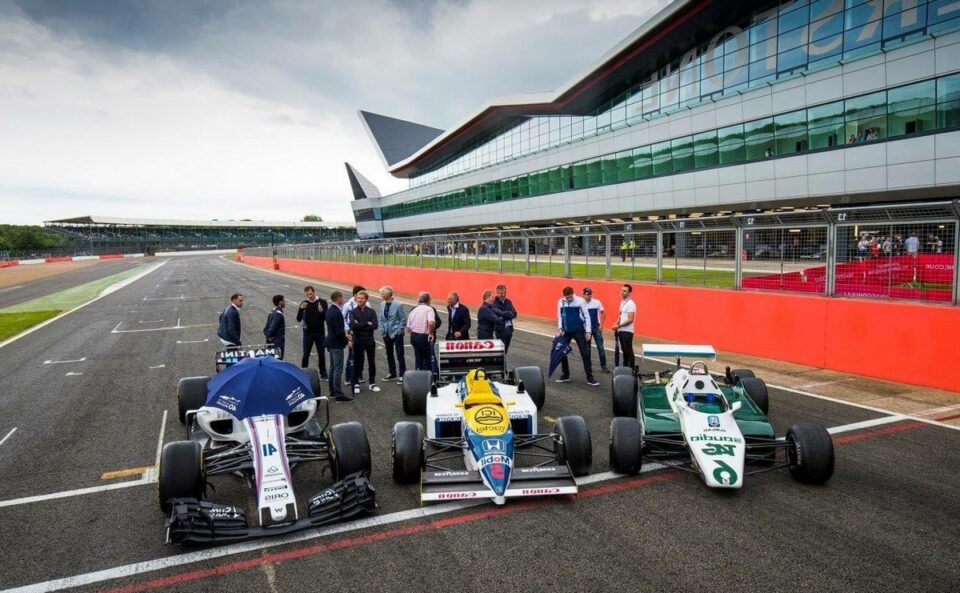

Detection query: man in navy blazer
xmin=446 ymin=292 xmax=471 ymax=340
xmin=217 ymin=293 xmax=244 ymax=347
xmin=263 ymin=295 xmax=286 ymax=359
xmin=325 ymin=290 xmax=350 ymax=401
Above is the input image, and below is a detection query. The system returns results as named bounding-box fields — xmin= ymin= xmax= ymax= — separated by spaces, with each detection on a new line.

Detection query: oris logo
xmin=443 ymin=340 xmax=496 ymax=351
xmin=521 ymin=488 xmax=560 ymax=495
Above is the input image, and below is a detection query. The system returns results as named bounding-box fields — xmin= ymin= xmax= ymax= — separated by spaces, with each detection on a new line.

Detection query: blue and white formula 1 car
xmin=392 ymin=340 xmax=592 ymax=505
xmin=160 ymin=357 xmax=375 ymax=544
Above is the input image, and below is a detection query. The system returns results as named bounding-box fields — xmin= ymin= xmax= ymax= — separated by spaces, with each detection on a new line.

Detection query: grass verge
xmin=0 ymin=310 xmax=61 ymax=341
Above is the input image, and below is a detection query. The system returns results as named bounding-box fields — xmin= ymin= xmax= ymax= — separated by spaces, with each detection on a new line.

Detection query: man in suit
xmin=492 ymin=284 xmax=517 ymax=355
xmin=296 ymin=286 xmax=328 ymax=378
xmin=325 ymin=290 xmax=351 ymax=401
xmin=378 ymin=286 xmax=407 ymax=381
xmin=476 ymin=290 xmax=503 ymax=339
xmin=217 ymin=293 xmax=243 ymax=347
xmin=263 ymin=294 xmax=286 ymax=359
xmin=446 ymin=292 xmax=471 ymax=340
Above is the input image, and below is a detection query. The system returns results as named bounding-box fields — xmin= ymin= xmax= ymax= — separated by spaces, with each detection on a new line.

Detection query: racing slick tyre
xmin=553 ymin=416 xmax=592 ymax=477
xmin=401 ymin=370 xmax=433 ymax=416
xmin=513 ymin=366 xmax=546 ymax=410
xmin=786 ymin=423 xmax=835 ymax=485
xmin=613 ymin=366 xmax=634 ymax=380
xmin=302 ymin=367 xmax=323 ymax=397
xmin=611 ymin=374 xmax=638 ymax=418
xmin=158 ymin=441 xmax=205 ymax=512
xmin=176 ymin=377 xmax=209 ymax=425
xmin=609 ymin=417 xmax=643 ymax=475
xmin=392 ymin=421 xmax=424 ymax=484
xmin=739 ymin=377 xmax=770 ymax=415
xmin=730 ymin=368 xmax=755 ymax=382
xmin=328 ymin=422 xmax=372 ymax=481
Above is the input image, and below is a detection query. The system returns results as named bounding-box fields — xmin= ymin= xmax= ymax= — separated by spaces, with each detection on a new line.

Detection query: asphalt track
xmin=0 ymin=256 xmax=957 ymax=593
xmin=0 ymin=260 xmax=146 ymax=310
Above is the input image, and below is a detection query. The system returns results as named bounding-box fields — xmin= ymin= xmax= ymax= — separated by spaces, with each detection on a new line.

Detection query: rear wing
xmin=215 ymin=345 xmax=281 ymax=372
xmin=436 ymin=339 xmax=506 ymax=381
xmin=641 ymin=344 xmax=716 ymax=368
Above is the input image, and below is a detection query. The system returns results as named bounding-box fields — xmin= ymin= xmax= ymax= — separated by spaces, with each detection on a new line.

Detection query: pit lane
xmin=0 ymin=256 xmax=957 ymax=593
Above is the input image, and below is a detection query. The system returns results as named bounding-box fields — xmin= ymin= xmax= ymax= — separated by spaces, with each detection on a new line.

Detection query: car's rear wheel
xmin=609 ymin=417 xmax=643 ymax=475
xmin=786 ymin=423 xmax=834 ymax=485
xmin=613 ymin=366 xmax=634 ymax=380
xmin=553 ymin=416 xmax=592 ymax=477
xmin=739 ymin=377 xmax=769 ymax=415
xmin=392 ymin=422 xmax=424 ymax=484
xmin=401 ymin=370 xmax=433 ymax=415
xmin=301 ymin=367 xmax=323 ymax=397
xmin=513 ymin=366 xmax=545 ymax=410
xmin=612 ymin=374 xmax=638 ymax=417
xmin=730 ymin=368 xmax=755 ymax=382
xmin=176 ymin=377 xmax=209 ymax=425
xmin=158 ymin=441 xmax=205 ymax=512
xmin=328 ymin=422 xmax=372 ymax=481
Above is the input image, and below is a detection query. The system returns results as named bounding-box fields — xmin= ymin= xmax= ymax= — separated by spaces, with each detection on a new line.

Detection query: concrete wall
xmin=243 ymin=255 xmax=960 ymax=392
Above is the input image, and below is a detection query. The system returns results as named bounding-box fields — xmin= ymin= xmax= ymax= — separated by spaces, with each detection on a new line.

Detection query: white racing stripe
xmin=0 ymin=427 xmax=16 ymax=448
xmin=0 ymin=261 xmax=168 ymax=351
xmin=0 ymin=412 xmax=919 ymax=593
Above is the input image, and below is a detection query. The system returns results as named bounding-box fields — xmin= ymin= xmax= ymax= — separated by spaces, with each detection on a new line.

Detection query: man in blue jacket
xmin=476 ymin=290 xmax=503 ymax=339
xmin=492 ymin=284 xmax=517 ymax=355
xmin=263 ymin=295 xmax=286 ymax=359
xmin=556 ymin=286 xmax=598 ymax=386
xmin=325 ymin=291 xmax=351 ymax=401
xmin=378 ymin=286 xmax=407 ymax=381
xmin=217 ymin=293 xmax=243 ymax=347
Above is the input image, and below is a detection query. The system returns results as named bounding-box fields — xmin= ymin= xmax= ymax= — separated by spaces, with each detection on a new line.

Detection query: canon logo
xmin=443 ymin=340 xmax=496 ymax=351
xmin=437 ymin=492 xmax=478 ymax=499
xmin=521 ymin=488 xmax=560 ymax=495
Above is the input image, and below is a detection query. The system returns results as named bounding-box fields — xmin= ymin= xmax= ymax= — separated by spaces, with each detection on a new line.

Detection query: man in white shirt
xmin=612 ymin=284 xmax=637 ymax=370
xmin=405 ymin=292 xmax=437 ymax=371
xmin=905 ymin=233 xmax=920 ymax=258
xmin=581 ymin=287 xmax=608 ymax=372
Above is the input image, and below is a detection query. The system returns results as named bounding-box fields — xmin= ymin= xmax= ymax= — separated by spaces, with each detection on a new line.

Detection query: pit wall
xmin=242 ymin=255 xmax=960 ymax=393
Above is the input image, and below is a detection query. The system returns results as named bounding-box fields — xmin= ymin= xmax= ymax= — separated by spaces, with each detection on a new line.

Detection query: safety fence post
xmin=524 ymin=237 xmax=530 ymax=275
xmin=734 ymin=225 xmax=743 ymax=289
xmin=953 ymin=219 xmax=960 ymax=306
xmin=826 ymin=222 xmax=837 ymax=296
xmin=497 ymin=238 xmax=503 ymax=274
xmin=563 ymin=235 xmax=572 ymax=278
xmin=655 ymin=228 xmax=664 ymax=284
xmin=605 ymin=233 xmax=612 ymax=280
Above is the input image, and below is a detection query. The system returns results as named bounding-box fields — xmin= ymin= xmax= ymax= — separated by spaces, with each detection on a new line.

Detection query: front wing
xmin=421 ymin=465 xmax=578 ymax=502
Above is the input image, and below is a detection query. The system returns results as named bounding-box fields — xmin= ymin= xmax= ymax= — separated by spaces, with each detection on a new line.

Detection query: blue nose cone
xmin=471 ymin=432 xmax=515 ymax=496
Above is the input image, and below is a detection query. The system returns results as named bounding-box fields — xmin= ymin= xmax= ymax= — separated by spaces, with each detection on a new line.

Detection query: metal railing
xmin=248 ymin=201 xmax=960 ymax=306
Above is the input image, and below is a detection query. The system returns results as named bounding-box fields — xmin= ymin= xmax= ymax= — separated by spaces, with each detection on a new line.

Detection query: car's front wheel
xmin=786 ymin=423 xmax=835 ymax=484
xmin=157 ymin=441 xmax=205 ymax=512
xmin=392 ymin=421 xmax=424 ymax=484
xmin=554 ymin=416 xmax=592 ymax=477
xmin=328 ymin=422 xmax=372 ymax=481
xmin=609 ymin=417 xmax=643 ymax=475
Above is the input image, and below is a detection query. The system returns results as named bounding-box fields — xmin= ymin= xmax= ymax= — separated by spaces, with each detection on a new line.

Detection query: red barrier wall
xmin=99 ymin=254 xmax=124 ymax=260
xmin=242 ymin=256 xmax=960 ymax=392
xmin=0 ymin=261 xmax=18 ymax=268
xmin=44 ymin=257 xmax=73 ymax=263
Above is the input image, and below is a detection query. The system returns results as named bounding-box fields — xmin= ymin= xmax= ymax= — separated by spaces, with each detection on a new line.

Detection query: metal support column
xmin=524 ymin=237 xmax=530 ymax=275
xmin=655 ymin=230 xmax=664 ymax=284
xmin=825 ymin=223 xmax=837 ymax=296
xmin=563 ymin=235 xmax=571 ymax=278
xmin=418 ymin=242 xmax=424 ymax=268
xmin=435 ymin=241 xmax=440 ymax=269
xmin=497 ymin=238 xmax=503 ymax=273
xmin=604 ymin=233 xmax=612 ymax=280
xmin=734 ymin=226 xmax=744 ymax=289
xmin=475 ymin=239 xmax=480 ymax=271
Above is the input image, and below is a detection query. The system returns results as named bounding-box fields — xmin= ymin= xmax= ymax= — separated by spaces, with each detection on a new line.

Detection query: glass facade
xmin=408 ymin=0 xmax=960 ymax=189
xmin=381 ymin=73 xmax=960 ymax=220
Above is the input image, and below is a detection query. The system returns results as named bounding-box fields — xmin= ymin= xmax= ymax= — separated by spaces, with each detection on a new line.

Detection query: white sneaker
xmin=353 ymin=385 xmax=360 ymax=395
xmin=369 ymin=383 xmax=381 ymax=392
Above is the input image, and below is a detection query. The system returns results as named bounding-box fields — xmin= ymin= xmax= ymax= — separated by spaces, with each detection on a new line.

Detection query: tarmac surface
xmin=0 ymin=260 xmax=145 ymax=310
xmin=0 ymin=255 xmax=957 ymax=593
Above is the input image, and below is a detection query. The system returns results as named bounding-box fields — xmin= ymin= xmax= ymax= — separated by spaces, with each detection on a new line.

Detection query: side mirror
xmin=504 ymin=400 xmax=517 ymax=407
xmin=730 ymin=401 xmax=742 ymax=412
xmin=516 ymin=380 xmax=525 ymax=394
xmin=430 ymin=383 xmax=438 ymax=397
xmin=454 ymin=402 xmax=464 ymax=409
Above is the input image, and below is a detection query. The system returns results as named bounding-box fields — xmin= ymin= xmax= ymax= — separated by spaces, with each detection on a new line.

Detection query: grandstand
xmin=43 ymin=215 xmax=355 ymax=256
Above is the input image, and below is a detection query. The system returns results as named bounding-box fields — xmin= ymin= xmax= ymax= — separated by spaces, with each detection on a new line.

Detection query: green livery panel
xmin=640 ymin=384 xmax=775 ymax=439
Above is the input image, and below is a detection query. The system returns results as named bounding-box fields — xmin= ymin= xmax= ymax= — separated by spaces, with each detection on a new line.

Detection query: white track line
xmin=2 ymin=409 xmax=917 ymax=593
xmin=0 ymin=261 xmax=167 ymax=351
xmin=0 ymin=480 xmax=147 ymax=509
xmin=228 ymin=258 xmax=960 ymax=432
xmin=42 ymin=358 xmax=86 ymax=365
xmin=0 ymin=427 xmax=16 ymax=448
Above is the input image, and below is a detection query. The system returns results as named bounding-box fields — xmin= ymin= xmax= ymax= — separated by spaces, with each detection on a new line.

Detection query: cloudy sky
xmin=0 ymin=0 xmax=667 ymax=225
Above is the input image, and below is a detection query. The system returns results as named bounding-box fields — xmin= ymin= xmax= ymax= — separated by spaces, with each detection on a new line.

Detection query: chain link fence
xmin=254 ymin=201 xmax=960 ymax=306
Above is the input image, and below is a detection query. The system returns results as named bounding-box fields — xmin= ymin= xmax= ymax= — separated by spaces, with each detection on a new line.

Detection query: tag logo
xmin=707 ymin=415 xmax=720 ymax=428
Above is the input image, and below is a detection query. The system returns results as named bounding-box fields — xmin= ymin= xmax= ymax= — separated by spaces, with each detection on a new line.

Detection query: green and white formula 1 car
xmin=608 ymin=344 xmax=834 ymax=488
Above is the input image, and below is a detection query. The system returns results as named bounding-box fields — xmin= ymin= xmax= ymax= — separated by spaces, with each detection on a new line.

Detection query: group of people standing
xmin=216 ymin=280 xmax=638 ymax=399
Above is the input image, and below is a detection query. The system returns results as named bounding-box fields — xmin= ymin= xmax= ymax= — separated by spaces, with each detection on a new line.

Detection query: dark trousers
xmin=410 ymin=333 xmax=432 ymax=371
xmin=560 ymin=330 xmax=594 ymax=380
xmin=345 ymin=348 xmax=354 ymax=384
xmin=327 ymin=346 xmax=344 ymax=397
xmin=351 ymin=339 xmax=376 ymax=387
xmin=590 ymin=326 xmax=606 ymax=369
xmin=302 ymin=332 xmax=327 ymax=376
xmin=496 ymin=329 xmax=513 ymax=355
xmin=618 ymin=331 xmax=635 ymax=370
xmin=383 ymin=333 xmax=407 ymax=377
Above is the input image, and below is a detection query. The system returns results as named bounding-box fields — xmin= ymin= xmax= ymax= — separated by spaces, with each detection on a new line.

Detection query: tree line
xmin=0 ymin=225 xmax=65 ymax=252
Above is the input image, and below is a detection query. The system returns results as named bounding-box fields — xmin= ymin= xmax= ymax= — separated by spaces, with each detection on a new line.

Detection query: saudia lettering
xmin=443 ymin=340 xmax=496 ymax=351
xmin=689 ymin=434 xmax=743 ymax=444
